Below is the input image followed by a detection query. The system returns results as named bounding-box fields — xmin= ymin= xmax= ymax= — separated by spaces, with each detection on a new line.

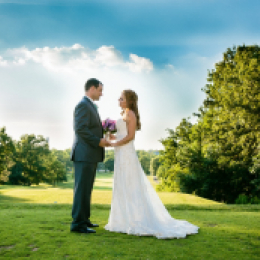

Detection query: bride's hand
xmin=110 ymin=142 xmax=119 ymax=147
xmin=109 ymin=133 xmax=116 ymax=140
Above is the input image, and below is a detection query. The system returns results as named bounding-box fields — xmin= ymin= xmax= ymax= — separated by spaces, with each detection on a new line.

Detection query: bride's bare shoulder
xmin=125 ymin=109 xmax=136 ymax=121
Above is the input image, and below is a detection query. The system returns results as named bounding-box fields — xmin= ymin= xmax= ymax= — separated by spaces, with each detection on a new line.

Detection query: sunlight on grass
xmin=0 ymin=172 xmax=222 ymax=207
xmin=1 ymin=173 xmax=260 ymax=259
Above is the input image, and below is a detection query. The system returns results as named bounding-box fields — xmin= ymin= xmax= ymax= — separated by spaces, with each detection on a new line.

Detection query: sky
xmin=0 ymin=0 xmax=259 ymax=150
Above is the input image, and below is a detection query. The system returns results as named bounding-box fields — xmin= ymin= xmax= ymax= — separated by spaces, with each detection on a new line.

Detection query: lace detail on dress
xmin=104 ymin=118 xmax=199 ymax=239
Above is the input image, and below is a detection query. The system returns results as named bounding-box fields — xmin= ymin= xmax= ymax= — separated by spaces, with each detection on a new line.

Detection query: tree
xmin=200 ymin=45 xmax=260 ymax=201
xmin=1 ymin=128 xmax=70 ymax=186
xmin=97 ymin=162 xmax=106 ymax=172
xmin=63 ymin=149 xmax=73 ymax=173
xmin=150 ymin=156 xmax=161 ymax=176
xmin=0 ymin=127 xmax=15 ymax=183
xmin=9 ymin=161 xmax=25 ymax=185
xmin=104 ymin=157 xmax=114 ymax=172
xmin=158 ymin=45 xmax=260 ymax=203
xmin=156 ymin=118 xmax=194 ymax=192
xmin=136 ymin=150 xmax=157 ymax=175
xmin=10 ymin=134 xmax=50 ymax=185
xmin=52 ymin=149 xmax=73 ymax=173
xmin=43 ymin=151 xmax=67 ymax=186
xmin=139 ymin=153 xmax=151 ymax=175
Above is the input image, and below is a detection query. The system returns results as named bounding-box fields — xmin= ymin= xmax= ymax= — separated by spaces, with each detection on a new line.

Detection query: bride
xmin=105 ymin=89 xmax=199 ymax=239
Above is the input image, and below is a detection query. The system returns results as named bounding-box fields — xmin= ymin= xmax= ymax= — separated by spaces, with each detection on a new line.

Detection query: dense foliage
xmin=0 ymin=129 xmax=67 ymax=186
xmin=0 ymin=127 xmax=15 ymax=182
xmin=157 ymin=45 xmax=260 ymax=203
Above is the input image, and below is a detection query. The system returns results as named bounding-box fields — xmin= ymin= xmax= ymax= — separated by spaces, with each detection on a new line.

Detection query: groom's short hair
xmin=85 ymin=78 xmax=102 ymax=91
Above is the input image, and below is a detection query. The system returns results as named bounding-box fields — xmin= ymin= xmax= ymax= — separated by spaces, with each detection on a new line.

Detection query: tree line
xmin=98 ymin=149 xmax=161 ymax=176
xmin=0 ymin=127 xmax=161 ymax=186
xmin=0 ymin=128 xmax=72 ymax=186
xmin=157 ymin=45 xmax=260 ymax=204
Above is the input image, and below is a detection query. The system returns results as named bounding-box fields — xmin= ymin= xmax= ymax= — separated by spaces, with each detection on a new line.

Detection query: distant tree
xmin=51 ymin=149 xmax=73 ymax=174
xmin=104 ymin=157 xmax=114 ymax=172
xmin=10 ymin=134 xmax=50 ymax=186
xmin=98 ymin=150 xmax=115 ymax=172
xmin=150 ymin=156 xmax=161 ymax=176
xmin=139 ymin=154 xmax=151 ymax=175
xmin=43 ymin=151 xmax=67 ymax=186
xmin=63 ymin=149 xmax=73 ymax=172
xmin=136 ymin=150 xmax=158 ymax=175
xmin=97 ymin=162 xmax=106 ymax=172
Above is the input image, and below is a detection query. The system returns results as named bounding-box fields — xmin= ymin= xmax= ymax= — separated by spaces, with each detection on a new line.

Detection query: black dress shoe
xmin=71 ymin=227 xmax=96 ymax=234
xmin=86 ymin=222 xmax=99 ymax=228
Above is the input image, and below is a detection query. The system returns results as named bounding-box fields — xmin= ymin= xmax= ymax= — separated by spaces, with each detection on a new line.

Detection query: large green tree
xmin=158 ymin=45 xmax=260 ymax=203
xmin=13 ymin=134 xmax=50 ymax=185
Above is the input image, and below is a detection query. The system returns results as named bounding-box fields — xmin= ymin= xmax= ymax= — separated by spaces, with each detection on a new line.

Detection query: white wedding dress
xmin=105 ymin=118 xmax=199 ymax=239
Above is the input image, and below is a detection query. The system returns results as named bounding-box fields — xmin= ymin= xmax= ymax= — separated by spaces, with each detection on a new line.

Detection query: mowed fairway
xmin=0 ymin=172 xmax=222 ymax=206
xmin=0 ymin=172 xmax=260 ymax=259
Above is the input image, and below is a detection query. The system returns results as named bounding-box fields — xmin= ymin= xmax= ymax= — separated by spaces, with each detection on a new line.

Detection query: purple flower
xmin=102 ymin=118 xmax=117 ymax=133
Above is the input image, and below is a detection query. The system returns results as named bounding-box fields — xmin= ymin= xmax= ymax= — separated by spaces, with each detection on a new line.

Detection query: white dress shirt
xmin=85 ymin=95 xmax=95 ymax=104
xmin=85 ymin=95 xmax=98 ymax=111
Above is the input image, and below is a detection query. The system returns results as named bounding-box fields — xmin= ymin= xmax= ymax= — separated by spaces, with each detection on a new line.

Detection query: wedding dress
xmin=105 ymin=118 xmax=199 ymax=239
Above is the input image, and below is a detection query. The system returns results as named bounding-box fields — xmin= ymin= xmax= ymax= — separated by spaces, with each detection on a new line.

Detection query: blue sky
xmin=0 ymin=0 xmax=259 ymax=150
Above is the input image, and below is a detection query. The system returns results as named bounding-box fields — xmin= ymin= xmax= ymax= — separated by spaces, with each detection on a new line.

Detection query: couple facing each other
xmin=70 ymin=78 xmax=199 ymax=239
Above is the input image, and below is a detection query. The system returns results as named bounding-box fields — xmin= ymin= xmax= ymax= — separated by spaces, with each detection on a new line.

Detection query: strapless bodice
xmin=116 ymin=118 xmax=128 ymax=139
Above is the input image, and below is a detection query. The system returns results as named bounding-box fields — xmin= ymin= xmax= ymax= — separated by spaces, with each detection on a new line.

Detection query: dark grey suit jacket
xmin=70 ymin=96 xmax=105 ymax=162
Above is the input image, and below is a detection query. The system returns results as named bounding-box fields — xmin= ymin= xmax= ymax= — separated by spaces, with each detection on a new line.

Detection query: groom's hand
xmin=99 ymin=138 xmax=111 ymax=147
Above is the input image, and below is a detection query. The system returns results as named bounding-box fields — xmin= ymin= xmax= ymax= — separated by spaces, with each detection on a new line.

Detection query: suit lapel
xmin=83 ymin=96 xmax=102 ymax=126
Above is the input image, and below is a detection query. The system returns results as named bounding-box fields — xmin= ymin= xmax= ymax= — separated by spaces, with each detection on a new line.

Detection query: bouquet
xmin=102 ymin=118 xmax=117 ymax=140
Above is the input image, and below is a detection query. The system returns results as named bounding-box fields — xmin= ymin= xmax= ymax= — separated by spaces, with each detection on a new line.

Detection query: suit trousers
xmin=71 ymin=161 xmax=97 ymax=231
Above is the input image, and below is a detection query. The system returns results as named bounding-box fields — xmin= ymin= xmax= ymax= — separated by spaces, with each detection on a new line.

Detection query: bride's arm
xmin=111 ymin=111 xmax=136 ymax=147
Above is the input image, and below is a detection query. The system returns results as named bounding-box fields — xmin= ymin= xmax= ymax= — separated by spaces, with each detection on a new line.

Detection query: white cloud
xmin=1 ymin=44 xmax=153 ymax=73
xmin=127 ymin=54 xmax=153 ymax=73
xmin=94 ymin=45 xmax=124 ymax=67
xmin=0 ymin=56 xmax=7 ymax=66
xmin=0 ymin=43 xmax=217 ymax=151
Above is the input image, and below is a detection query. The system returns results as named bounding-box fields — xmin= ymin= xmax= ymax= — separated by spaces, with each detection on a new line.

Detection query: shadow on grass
xmin=1 ymin=201 xmax=259 ymax=213
xmin=55 ymin=181 xmax=112 ymax=191
xmin=0 ymin=193 xmax=32 ymax=203
xmin=54 ymin=172 xmax=113 ymax=190
xmin=55 ymin=181 xmax=74 ymax=189
xmin=0 ymin=184 xmax=51 ymax=190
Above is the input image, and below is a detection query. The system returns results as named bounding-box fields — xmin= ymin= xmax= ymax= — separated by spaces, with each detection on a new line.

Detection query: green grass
xmin=0 ymin=173 xmax=260 ymax=259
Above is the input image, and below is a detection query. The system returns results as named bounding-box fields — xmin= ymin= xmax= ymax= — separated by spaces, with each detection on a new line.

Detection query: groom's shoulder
xmin=76 ymin=97 xmax=88 ymax=108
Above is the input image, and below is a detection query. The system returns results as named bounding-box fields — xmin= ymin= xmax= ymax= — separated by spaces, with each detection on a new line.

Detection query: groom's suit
xmin=70 ymin=96 xmax=104 ymax=231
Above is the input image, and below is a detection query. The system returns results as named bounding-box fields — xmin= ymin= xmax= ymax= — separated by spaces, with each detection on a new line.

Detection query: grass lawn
xmin=0 ymin=172 xmax=260 ymax=259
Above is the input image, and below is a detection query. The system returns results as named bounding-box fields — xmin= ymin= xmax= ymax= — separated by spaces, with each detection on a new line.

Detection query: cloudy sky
xmin=0 ymin=0 xmax=259 ymax=150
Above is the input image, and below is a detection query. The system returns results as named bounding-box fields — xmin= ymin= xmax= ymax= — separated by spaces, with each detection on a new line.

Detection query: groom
xmin=70 ymin=78 xmax=110 ymax=234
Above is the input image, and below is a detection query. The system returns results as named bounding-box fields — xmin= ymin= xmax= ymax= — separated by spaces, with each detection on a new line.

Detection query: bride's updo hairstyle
xmin=121 ymin=89 xmax=141 ymax=131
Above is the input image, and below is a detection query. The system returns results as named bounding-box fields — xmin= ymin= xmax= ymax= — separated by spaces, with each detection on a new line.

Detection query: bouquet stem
xmin=105 ymin=131 xmax=110 ymax=141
